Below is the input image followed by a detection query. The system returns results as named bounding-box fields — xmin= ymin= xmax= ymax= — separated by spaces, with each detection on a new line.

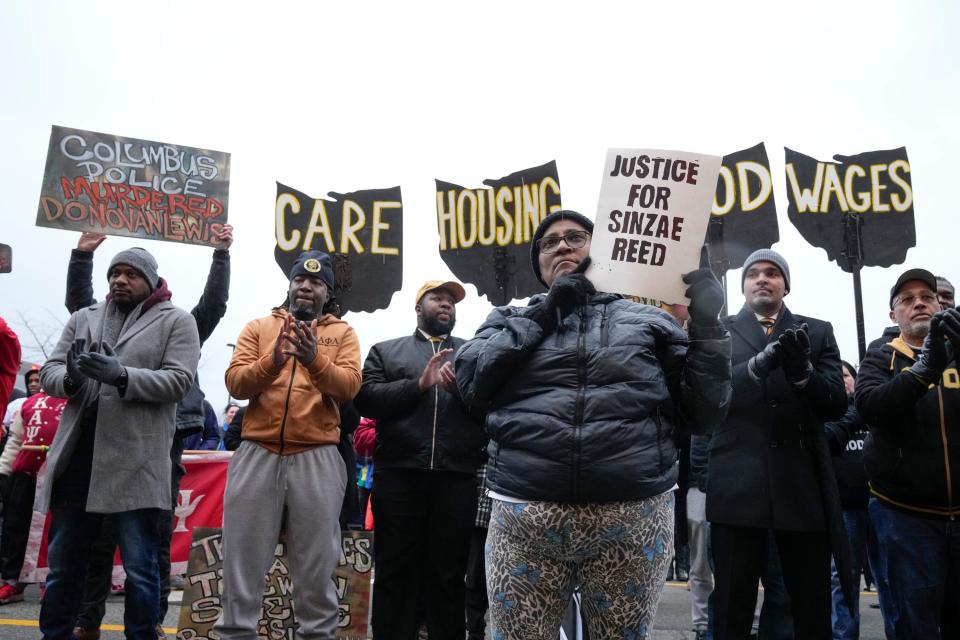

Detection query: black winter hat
xmin=288 ymin=250 xmax=335 ymax=290
xmin=530 ymin=210 xmax=594 ymax=287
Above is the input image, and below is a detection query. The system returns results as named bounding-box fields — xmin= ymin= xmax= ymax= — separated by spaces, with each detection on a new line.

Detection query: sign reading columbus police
xmin=435 ymin=161 xmax=562 ymax=305
xmin=588 ymin=149 xmax=722 ymax=303
xmin=36 ymin=125 xmax=231 ymax=248
xmin=275 ymin=183 xmax=403 ymax=314
xmin=784 ymin=147 xmax=914 ymax=271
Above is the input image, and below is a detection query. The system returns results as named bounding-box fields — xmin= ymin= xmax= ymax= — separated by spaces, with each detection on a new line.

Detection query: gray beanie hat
xmin=741 ymin=249 xmax=790 ymax=292
xmin=530 ymin=210 xmax=595 ymax=287
xmin=108 ymin=247 xmax=159 ymax=292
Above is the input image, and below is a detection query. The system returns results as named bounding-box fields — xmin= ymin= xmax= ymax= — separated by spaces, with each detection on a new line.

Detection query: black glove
xmin=780 ymin=323 xmax=813 ymax=383
xmin=77 ymin=343 xmax=126 ymax=386
xmin=748 ymin=339 xmax=783 ymax=379
xmin=65 ymin=338 xmax=88 ymax=389
xmin=524 ymin=258 xmax=595 ymax=334
xmin=910 ymin=313 xmax=952 ymax=385
xmin=682 ymin=268 xmax=724 ymax=324
xmin=939 ymin=308 xmax=960 ymax=347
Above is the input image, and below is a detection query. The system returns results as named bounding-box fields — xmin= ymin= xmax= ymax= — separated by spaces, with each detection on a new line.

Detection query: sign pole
xmin=842 ymin=212 xmax=867 ymax=361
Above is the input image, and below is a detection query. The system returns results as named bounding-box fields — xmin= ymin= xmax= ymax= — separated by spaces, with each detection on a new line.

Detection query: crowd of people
xmin=0 ymin=210 xmax=956 ymax=640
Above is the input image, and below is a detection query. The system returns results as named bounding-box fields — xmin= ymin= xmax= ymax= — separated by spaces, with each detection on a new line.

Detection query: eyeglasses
xmin=893 ymin=292 xmax=939 ymax=308
xmin=537 ymin=230 xmax=591 ymax=254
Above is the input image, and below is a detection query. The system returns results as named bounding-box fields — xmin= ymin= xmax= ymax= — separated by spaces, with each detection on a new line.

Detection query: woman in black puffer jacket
xmin=456 ymin=210 xmax=731 ymax=640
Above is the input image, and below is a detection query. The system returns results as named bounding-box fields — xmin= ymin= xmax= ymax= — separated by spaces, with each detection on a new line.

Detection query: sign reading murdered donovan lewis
xmin=589 ymin=149 xmax=723 ymax=303
xmin=36 ymin=125 xmax=230 ymax=248
xmin=708 ymin=142 xmax=779 ymax=269
xmin=176 ymin=527 xmax=373 ymax=640
xmin=784 ymin=147 xmax=914 ymax=272
xmin=436 ymin=161 xmax=562 ymax=305
xmin=275 ymin=183 xmax=402 ymax=314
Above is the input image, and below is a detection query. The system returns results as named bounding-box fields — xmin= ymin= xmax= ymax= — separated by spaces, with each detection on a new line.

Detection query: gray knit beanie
xmin=741 ymin=249 xmax=790 ymax=292
xmin=530 ymin=210 xmax=595 ymax=287
xmin=108 ymin=247 xmax=159 ymax=292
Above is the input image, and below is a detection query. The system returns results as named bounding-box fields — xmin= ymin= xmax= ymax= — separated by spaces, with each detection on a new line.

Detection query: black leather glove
xmin=545 ymin=257 xmax=595 ymax=316
xmin=939 ymin=308 xmax=960 ymax=347
xmin=77 ymin=343 xmax=126 ymax=386
xmin=683 ymin=268 xmax=724 ymax=324
xmin=748 ymin=339 xmax=783 ymax=379
xmin=780 ymin=323 xmax=813 ymax=383
xmin=65 ymin=338 xmax=88 ymax=389
xmin=910 ymin=313 xmax=952 ymax=385
xmin=524 ymin=258 xmax=595 ymax=334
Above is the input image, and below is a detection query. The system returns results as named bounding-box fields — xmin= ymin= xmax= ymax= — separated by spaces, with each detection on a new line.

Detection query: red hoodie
xmin=0 ymin=317 xmax=20 ymax=422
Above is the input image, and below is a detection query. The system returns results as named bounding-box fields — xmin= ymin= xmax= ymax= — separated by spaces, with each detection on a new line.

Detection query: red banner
xmin=21 ymin=452 xmax=231 ymax=584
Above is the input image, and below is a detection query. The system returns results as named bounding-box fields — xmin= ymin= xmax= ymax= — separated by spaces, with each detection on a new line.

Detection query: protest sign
xmin=0 ymin=243 xmax=10 ymax=273
xmin=588 ymin=149 xmax=723 ymax=303
xmin=275 ymin=183 xmax=403 ymax=314
xmin=177 ymin=528 xmax=373 ymax=640
xmin=707 ymin=142 xmax=779 ymax=270
xmin=36 ymin=126 xmax=230 ymax=247
xmin=436 ymin=161 xmax=562 ymax=305
xmin=784 ymin=147 xmax=915 ymax=272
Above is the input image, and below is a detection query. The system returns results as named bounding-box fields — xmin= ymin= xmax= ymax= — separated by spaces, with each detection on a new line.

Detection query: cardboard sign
xmin=176 ymin=528 xmax=373 ymax=640
xmin=436 ymin=161 xmax=562 ymax=305
xmin=36 ymin=126 xmax=230 ymax=247
xmin=588 ymin=149 xmax=723 ymax=303
xmin=0 ymin=243 xmax=10 ymax=273
xmin=275 ymin=183 xmax=403 ymax=314
xmin=784 ymin=147 xmax=915 ymax=272
xmin=707 ymin=143 xmax=779 ymax=270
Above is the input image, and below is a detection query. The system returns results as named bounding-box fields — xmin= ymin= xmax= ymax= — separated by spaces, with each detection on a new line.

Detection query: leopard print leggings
xmin=486 ymin=492 xmax=674 ymax=640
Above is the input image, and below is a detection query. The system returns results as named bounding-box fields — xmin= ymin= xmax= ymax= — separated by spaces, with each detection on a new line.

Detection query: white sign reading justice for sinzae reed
xmin=588 ymin=148 xmax=722 ymax=304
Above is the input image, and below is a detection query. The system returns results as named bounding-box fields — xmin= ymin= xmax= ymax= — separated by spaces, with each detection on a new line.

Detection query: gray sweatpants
xmin=213 ymin=441 xmax=346 ymax=640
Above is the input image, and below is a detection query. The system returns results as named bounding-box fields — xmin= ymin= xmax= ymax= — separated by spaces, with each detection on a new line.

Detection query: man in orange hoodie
xmin=214 ymin=250 xmax=362 ymax=640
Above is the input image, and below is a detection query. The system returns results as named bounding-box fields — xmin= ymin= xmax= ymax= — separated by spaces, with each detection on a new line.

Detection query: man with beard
xmin=214 ymin=250 xmax=361 ymax=640
xmin=38 ymin=247 xmax=200 ymax=640
xmin=355 ymin=280 xmax=487 ymax=640
xmin=856 ymin=268 xmax=960 ymax=637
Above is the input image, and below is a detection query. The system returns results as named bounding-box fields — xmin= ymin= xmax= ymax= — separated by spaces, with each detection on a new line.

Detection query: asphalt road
xmin=0 ymin=581 xmax=888 ymax=639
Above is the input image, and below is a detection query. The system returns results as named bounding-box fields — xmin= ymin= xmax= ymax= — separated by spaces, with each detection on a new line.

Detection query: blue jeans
xmin=831 ymin=509 xmax=867 ymax=639
xmin=40 ymin=505 xmax=162 ymax=640
xmin=869 ymin=497 xmax=960 ymax=638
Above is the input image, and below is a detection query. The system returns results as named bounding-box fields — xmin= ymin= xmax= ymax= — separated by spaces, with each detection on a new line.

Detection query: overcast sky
xmin=2 ymin=1 xmax=958 ymax=414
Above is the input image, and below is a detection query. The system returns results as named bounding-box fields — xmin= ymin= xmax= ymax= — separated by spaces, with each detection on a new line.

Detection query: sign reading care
xmin=588 ymin=149 xmax=722 ymax=303
xmin=275 ymin=183 xmax=403 ymax=314
xmin=784 ymin=147 xmax=914 ymax=271
xmin=435 ymin=161 xmax=562 ymax=305
xmin=36 ymin=126 xmax=231 ymax=248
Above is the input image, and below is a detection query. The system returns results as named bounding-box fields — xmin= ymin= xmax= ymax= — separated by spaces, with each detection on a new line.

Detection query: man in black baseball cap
xmin=856 ymin=266 xmax=960 ymax=636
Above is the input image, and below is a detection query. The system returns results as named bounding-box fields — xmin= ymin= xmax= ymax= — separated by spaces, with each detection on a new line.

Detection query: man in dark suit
xmin=706 ymin=249 xmax=853 ymax=639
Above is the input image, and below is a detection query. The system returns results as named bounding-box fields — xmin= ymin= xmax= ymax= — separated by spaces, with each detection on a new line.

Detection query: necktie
xmin=759 ymin=317 xmax=776 ymax=337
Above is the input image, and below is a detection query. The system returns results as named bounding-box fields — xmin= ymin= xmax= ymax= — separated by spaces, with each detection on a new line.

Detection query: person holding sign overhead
xmin=456 ymin=210 xmax=731 ymax=640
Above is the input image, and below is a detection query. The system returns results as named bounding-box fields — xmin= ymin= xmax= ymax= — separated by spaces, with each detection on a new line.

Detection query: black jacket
xmin=855 ymin=335 xmax=960 ymax=519
xmin=354 ymin=331 xmax=486 ymax=475
xmin=66 ymin=247 xmax=230 ymax=435
xmin=706 ymin=305 xmax=846 ymax=530
xmin=824 ymin=397 xmax=869 ymax=510
xmin=706 ymin=305 xmax=855 ymax=607
xmin=456 ymin=293 xmax=731 ymax=503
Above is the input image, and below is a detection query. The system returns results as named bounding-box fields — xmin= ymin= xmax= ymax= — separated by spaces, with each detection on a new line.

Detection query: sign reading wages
xmin=36 ymin=126 xmax=230 ymax=247
xmin=784 ymin=147 xmax=914 ymax=271
xmin=436 ymin=161 xmax=562 ymax=305
xmin=275 ymin=183 xmax=403 ymax=314
xmin=589 ymin=149 xmax=722 ymax=303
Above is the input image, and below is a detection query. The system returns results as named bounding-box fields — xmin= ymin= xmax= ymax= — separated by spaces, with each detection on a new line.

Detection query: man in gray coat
xmin=38 ymin=247 xmax=200 ymax=640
